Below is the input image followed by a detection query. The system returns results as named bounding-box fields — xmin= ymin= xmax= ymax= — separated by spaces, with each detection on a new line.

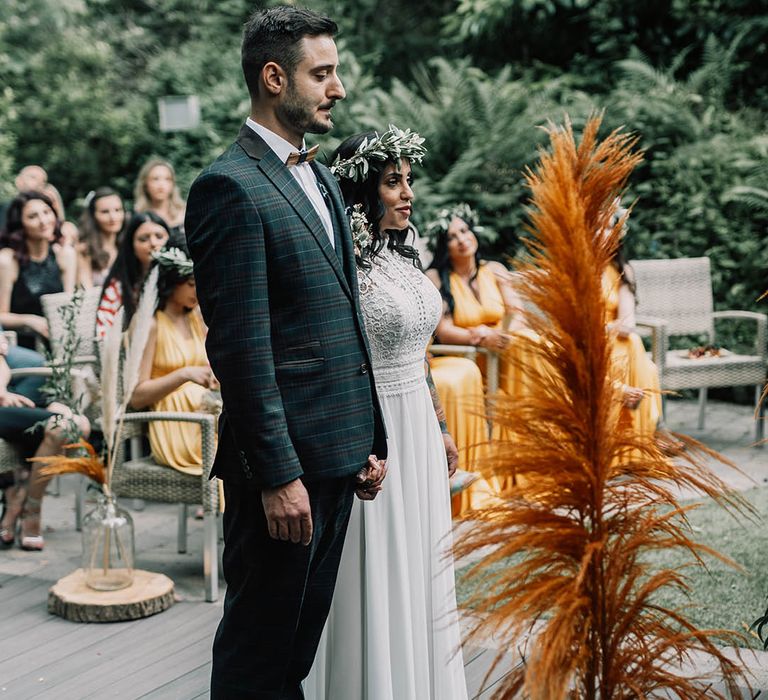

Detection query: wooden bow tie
xmin=285 ymin=144 xmax=319 ymax=166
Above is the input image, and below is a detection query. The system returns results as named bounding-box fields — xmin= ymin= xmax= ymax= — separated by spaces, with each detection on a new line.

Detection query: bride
xmin=304 ymin=126 xmax=469 ymax=700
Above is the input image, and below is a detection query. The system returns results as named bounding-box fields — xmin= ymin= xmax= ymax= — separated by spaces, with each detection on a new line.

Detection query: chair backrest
xmin=41 ymin=287 xmax=102 ymax=360
xmin=630 ymin=257 xmax=715 ymax=339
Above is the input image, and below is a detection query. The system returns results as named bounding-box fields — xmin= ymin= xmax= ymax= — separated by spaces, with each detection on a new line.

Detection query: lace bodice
xmin=357 ymin=245 xmax=442 ymax=396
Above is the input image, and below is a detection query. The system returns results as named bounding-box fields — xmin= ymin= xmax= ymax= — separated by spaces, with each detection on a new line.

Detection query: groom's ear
xmin=262 ymin=62 xmax=287 ymax=96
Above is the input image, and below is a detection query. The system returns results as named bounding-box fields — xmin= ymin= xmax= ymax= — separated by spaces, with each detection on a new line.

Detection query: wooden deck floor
xmin=0 ymin=397 xmax=761 ymax=699
xmin=0 ymin=570 xmax=515 ymax=699
xmin=0 ymin=473 xmax=515 ymax=699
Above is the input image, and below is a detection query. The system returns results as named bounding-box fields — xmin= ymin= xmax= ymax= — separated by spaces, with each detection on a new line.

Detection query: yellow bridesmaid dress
xmin=149 ymin=310 xmax=208 ymax=474
xmin=602 ymin=264 xmax=661 ymax=438
xmin=434 ymin=264 xmax=548 ymax=514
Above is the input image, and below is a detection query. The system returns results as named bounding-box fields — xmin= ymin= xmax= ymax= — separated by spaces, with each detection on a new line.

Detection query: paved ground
xmin=0 ymin=396 xmax=764 ymax=698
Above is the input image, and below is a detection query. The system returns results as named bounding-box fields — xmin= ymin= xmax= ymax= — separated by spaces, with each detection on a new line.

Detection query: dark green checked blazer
xmin=185 ymin=124 xmax=387 ymax=490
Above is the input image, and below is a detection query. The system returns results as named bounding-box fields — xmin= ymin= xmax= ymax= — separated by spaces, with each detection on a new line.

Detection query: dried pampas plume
xmin=455 ymin=114 xmax=752 ymax=699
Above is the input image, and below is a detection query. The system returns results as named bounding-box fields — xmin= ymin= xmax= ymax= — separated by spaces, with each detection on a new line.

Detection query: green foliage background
xmin=1 ymin=0 xmax=766 ymax=349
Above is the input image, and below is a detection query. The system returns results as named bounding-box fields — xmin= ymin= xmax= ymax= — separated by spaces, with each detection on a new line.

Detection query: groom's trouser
xmin=211 ymin=475 xmax=356 ymax=700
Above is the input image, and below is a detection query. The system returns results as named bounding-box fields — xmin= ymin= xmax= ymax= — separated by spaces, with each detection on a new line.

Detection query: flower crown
xmin=425 ymin=202 xmax=484 ymax=240
xmin=330 ymin=124 xmax=427 ymax=182
xmin=152 ymin=247 xmax=194 ymax=276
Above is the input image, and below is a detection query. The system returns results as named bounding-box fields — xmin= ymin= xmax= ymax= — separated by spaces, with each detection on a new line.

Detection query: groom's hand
xmin=262 ymin=478 xmax=313 ymax=546
xmin=355 ymin=455 xmax=387 ymax=501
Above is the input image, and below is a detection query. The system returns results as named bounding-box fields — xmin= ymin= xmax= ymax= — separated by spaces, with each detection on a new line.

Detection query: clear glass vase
xmin=81 ymin=493 xmax=135 ymax=591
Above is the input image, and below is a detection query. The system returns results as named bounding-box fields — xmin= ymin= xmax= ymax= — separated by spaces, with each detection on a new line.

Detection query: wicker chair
xmin=630 ymin=256 xmax=767 ymax=440
xmin=111 ymin=411 xmax=221 ymax=602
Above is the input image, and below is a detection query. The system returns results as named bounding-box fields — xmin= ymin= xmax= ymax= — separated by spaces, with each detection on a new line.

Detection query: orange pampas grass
xmin=455 ymin=115 xmax=751 ymax=698
xmin=30 ymin=438 xmax=106 ymax=487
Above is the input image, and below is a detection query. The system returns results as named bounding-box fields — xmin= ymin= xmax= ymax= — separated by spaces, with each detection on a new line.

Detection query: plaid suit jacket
xmin=185 ymin=125 xmax=387 ymax=489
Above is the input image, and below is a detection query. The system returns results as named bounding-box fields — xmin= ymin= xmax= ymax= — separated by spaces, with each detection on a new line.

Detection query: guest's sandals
xmin=0 ymin=484 xmax=26 ymax=549
xmin=20 ymin=496 xmax=44 ymax=552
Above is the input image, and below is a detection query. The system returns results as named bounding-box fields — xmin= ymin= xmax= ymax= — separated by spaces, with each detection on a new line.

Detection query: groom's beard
xmin=278 ymin=83 xmax=335 ymax=135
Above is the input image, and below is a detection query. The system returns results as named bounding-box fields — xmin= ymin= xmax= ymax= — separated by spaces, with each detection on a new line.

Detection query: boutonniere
xmin=349 ymin=204 xmax=373 ymax=259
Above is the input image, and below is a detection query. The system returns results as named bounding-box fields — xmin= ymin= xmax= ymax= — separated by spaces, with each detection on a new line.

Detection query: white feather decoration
xmin=123 ymin=265 xmax=159 ymax=403
xmin=99 ymin=306 xmax=124 ymax=454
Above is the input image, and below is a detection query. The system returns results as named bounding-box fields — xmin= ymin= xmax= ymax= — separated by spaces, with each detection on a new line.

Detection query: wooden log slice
xmin=48 ymin=569 xmax=175 ymax=622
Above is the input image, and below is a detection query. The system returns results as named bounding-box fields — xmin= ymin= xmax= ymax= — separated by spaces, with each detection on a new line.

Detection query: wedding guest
xmin=0 ymin=166 xmax=48 ymax=230
xmin=43 ymin=183 xmax=80 ymax=247
xmin=130 ymin=246 xmax=216 ymax=472
xmin=134 ymin=159 xmax=186 ymax=236
xmin=306 ymin=127 xmax=468 ymax=700
xmin=601 ymin=201 xmax=663 ymax=441
xmin=0 ymin=191 xmax=77 ymax=348
xmin=96 ymin=211 xmax=169 ymax=337
xmin=77 ymin=187 xmax=125 ymax=288
xmin=0 ymin=353 xmax=90 ymax=550
xmin=426 ymin=204 xmax=547 ymax=512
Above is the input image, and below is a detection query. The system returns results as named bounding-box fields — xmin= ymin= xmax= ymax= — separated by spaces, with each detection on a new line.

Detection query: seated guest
xmin=77 ymin=188 xmax=125 ymax=288
xmin=43 ymin=183 xmax=80 ymax=248
xmin=133 ymin=159 xmax=186 ymax=237
xmin=130 ymin=246 xmax=216 ymax=473
xmin=601 ymin=201 xmax=662 ymax=441
xmin=426 ymin=204 xmax=547 ymax=511
xmin=96 ymin=211 xmax=169 ymax=337
xmin=0 ymin=191 xmax=77 ymax=349
xmin=0 ymin=353 xmax=90 ymax=550
xmin=0 ymin=166 xmax=48 ymax=228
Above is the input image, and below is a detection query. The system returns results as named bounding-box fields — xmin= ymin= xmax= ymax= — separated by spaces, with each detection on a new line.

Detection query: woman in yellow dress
xmin=602 ymin=204 xmax=662 ymax=441
xmin=426 ymin=204 xmax=545 ymax=514
xmin=131 ymin=247 xmax=216 ymax=473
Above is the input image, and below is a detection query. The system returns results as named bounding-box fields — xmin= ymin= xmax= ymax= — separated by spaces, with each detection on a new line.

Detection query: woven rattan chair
xmin=111 ymin=411 xmax=221 ymax=601
xmin=630 ymin=256 xmax=767 ymax=440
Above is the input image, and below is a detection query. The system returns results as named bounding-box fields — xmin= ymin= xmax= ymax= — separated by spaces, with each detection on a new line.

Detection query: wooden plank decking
xmin=0 ymin=572 xmax=515 ymax=699
xmin=0 ymin=398 xmax=761 ymax=699
xmin=0 ymin=477 xmax=515 ymax=699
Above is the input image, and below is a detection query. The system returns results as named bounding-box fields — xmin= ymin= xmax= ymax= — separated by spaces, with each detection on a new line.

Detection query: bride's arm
xmin=424 ymin=358 xmax=459 ymax=476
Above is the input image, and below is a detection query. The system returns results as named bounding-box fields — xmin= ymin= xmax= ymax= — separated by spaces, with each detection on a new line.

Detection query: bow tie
xmin=285 ymin=144 xmax=319 ymax=167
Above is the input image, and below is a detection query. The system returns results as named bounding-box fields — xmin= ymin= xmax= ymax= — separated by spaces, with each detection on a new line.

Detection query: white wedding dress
xmin=304 ymin=244 xmax=468 ymax=700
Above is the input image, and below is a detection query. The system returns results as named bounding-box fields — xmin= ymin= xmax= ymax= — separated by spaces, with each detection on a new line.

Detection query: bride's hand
xmin=442 ymin=433 xmax=459 ymax=477
xmin=355 ymin=455 xmax=387 ymax=501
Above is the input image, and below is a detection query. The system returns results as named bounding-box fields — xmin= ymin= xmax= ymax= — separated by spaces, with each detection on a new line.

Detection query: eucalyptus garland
xmin=331 ymin=124 xmax=427 ymax=182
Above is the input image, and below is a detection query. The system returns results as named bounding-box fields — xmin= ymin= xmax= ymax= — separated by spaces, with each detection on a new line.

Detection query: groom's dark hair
xmin=242 ymin=6 xmax=338 ymax=98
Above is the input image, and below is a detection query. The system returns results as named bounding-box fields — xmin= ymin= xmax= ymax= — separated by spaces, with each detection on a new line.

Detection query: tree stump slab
xmin=48 ymin=569 xmax=175 ymax=622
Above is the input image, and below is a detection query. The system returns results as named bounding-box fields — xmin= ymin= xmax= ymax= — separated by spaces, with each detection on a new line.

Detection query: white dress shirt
xmin=245 ymin=118 xmax=335 ymax=247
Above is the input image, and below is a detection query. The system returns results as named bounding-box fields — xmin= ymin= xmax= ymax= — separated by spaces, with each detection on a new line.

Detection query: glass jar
xmin=81 ymin=493 xmax=135 ymax=591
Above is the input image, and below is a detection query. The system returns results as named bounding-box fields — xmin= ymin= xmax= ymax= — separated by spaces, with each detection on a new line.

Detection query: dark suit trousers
xmin=211 ymin=476 xmax=356 ymax=700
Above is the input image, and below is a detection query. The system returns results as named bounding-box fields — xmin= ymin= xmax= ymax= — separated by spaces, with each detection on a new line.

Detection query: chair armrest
xmin=121 ymin=411 xmax=216 ymax=477
xmin=9 ymin=365 xmax=91 ymax=379
xmin=634 ymin=315 xmax=669 ymax=376
xmin=429 ymin=344 xmax=499 ymax=392
xmin=430 ymin=344 xmax=479 ymax=358
xmin=712 ymin=310 xmax=767 ymax=358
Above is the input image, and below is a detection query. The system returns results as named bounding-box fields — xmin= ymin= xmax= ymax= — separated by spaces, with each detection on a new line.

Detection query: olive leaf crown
xmin=425 ymin=202 xmax=484 ymax=241
xmin=151 ymin=246 xmax=194 ymax=276
xmin=330 ymin=124 xmax=427 ymax=182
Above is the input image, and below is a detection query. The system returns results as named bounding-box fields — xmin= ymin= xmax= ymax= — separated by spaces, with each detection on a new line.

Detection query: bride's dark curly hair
xmin=329 ymin=132 xmax=421 ymax=270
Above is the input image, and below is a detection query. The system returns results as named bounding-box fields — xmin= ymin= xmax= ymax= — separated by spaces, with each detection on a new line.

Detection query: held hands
xmin=262 ymin=478 xmax=313 ymax=546
xmin=472 ymin=326 xmax=509 ymax=351
xmin=443 ymin=433 xmax=459 ymax=477
xmin=355 ymin=455 xmax=387 ymax=501
xmin=0 ymin=390 xmax=34 ymax=408
xmin=183 ymin=365 xmax=216 ymax=388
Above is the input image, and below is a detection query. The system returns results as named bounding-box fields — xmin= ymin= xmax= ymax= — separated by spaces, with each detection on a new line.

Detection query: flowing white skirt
xmin=304 ymin=379 xmax=468 ymax=700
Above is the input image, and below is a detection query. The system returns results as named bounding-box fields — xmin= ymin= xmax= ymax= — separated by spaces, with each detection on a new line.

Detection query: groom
xmin=185 ymin=6 xmax=387 ymax=699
